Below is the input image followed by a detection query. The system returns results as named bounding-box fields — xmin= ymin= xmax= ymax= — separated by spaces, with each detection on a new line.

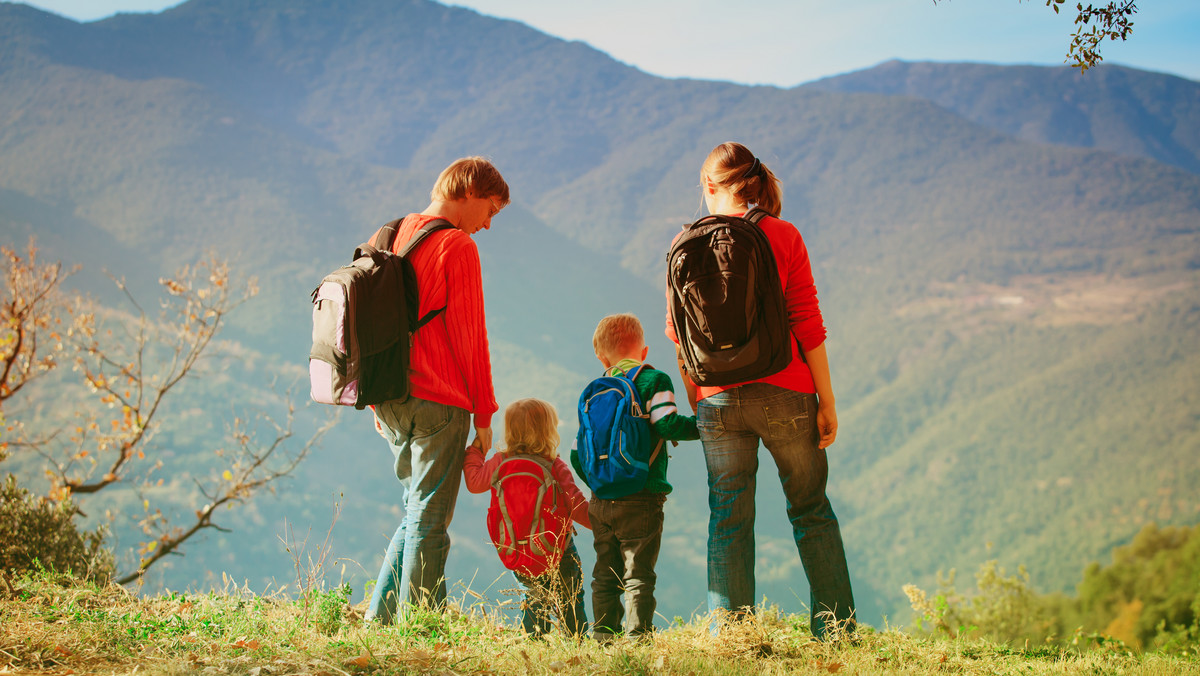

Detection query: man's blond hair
xmin=593 ymin=313 xmax=645 ymax=361
xmin=503 ymin=398 xmax=560 ymax=460
xmin=430 ymin=156 xmax=510 ymax=205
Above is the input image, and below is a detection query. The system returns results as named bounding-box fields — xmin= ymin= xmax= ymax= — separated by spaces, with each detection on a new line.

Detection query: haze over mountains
xmin=2 ymin=0 xmax=1198 ymax=626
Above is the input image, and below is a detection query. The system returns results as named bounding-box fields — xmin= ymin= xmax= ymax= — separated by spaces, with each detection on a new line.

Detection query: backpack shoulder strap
xmin=491 ymin=455 xmax=509 ymax=487
xmin=371 ymin=218 xmax=404 ymax=251
xmin=687 ymin=213 xmax=722 ymax=230
xmin=527 ymin=454 xmax=556 ymax=475
xmin=633 ymin=365 xmax=665 ymax=460
xmin=742 ymin=207 xmax=769 ymax=225
xmin=616 ymin=365 xmax=649 ymax=417
xmin=397 ymin=218 xmax=456 ymax=257
xmin=387 ymin=218 xmax=456 ymax=330
xmin=647 ymin=438 xmax=664 ymax=467
xmin=687 ymin=209 xmax=768 ymax=231
xmin=630 ymin=363 xmax=665 ymax=463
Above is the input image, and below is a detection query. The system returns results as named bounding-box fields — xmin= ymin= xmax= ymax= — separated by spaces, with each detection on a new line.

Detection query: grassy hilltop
xmin=3 ymin=572 xmax=1198 ymax=675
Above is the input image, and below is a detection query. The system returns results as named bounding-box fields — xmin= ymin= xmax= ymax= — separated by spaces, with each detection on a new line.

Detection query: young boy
xmin=571 ymin=313 xmax=699 ymax=641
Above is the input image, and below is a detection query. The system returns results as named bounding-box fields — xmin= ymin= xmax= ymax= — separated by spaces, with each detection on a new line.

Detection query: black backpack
xmin=666 ymin=207 xmax=790 ymax=386
xmin=309 ymin=218 xmax=455 ymax=409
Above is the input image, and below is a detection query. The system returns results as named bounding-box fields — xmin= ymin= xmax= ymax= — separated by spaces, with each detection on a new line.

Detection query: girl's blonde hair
xmin=701 ymin=142 xmax=782 ymax=217
xmin=503 ymin=398 xmax=560 ymax=460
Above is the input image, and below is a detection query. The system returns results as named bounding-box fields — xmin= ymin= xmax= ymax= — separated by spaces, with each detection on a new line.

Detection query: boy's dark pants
xmin=516 ymin=538 xmax=587 ymax=636
xmin=589 ymin=492 xmax=666 ymax=639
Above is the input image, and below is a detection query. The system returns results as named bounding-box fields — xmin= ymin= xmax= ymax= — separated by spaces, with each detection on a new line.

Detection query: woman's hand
xmin=803 ymin=342 xmax=838 ymax=449
xmin=675 ymin=344 xmax=699 ymax=413
xmin=817 ymin=399 xmax=838 ymax=449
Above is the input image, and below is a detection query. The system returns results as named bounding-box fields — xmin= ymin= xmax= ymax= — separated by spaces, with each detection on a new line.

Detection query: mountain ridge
xmin=805 ymin=59 xmax=1200 ymax=175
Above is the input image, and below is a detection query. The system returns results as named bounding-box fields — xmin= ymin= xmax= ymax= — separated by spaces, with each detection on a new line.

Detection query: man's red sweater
xmin=374 ymin=214 xmax=498 ymax=429
xmin=665 ymin=212 xmax=827 ymax=401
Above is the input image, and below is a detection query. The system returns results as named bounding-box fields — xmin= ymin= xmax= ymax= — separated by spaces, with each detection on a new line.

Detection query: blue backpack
xmin=575 ymin=365 xmax=664 ymax=499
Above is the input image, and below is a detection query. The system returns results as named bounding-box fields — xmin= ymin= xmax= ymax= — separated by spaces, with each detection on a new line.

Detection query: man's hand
xmin=470 ymin=426 xmax=493 ymax=453
xmin=817 ymin=400 xmax=838 ymax=449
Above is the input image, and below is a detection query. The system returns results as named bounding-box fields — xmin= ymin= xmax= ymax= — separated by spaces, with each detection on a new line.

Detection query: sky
xmin=14 ymin=0 xmax=1200 ymax=86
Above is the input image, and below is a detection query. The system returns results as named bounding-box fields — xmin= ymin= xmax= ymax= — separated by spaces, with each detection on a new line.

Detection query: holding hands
xmin=470 ymin=425 xmax=493 ymax=453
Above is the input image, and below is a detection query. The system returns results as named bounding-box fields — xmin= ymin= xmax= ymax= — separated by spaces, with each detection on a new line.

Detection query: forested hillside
xmin=1 ymin=0 xmax=1197 ymax=626
xmin=806 ymin=60 xmax=1200 ymax=175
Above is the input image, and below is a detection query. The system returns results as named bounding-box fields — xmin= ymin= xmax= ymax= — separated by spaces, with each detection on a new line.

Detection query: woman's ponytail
xmin=702 ymin=142 xmax=783 ymax=217
xmin=750 ymin=163 xmax=782 ymax=217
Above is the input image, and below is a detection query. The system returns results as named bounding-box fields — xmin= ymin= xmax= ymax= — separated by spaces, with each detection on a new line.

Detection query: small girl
xmin=463 ymin=398 xmax=591 ymax=637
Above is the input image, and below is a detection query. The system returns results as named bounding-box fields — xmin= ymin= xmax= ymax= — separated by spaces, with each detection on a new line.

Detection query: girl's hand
xmin=470 ymin=426 xmax=493 ymax=453
xmin=817 ymin=399 xmax=838 ymax=449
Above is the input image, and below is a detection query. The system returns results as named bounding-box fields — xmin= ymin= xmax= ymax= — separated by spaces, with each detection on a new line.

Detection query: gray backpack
xmin=309 ymin=219 xmax=454 ymax=408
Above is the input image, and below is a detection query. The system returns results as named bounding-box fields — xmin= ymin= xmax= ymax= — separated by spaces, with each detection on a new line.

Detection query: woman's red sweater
xmin=665 ymin=212 xmax=827 ymax=400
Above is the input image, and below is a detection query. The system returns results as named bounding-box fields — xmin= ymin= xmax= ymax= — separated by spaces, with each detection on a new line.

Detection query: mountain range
xmin=1 ymin=0 xmax=1198 ymax=627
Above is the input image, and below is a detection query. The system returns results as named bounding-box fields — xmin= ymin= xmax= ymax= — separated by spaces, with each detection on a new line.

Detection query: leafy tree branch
xmin=933 ymin=0 xmax=1137 ymax=72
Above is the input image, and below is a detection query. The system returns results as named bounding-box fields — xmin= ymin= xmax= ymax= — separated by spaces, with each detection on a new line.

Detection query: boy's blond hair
xmin=503 ymin=398 xmax=560 ymax=460
xmin=430 ymin=156 xmax=510 ymax=205
xmin=593 ymin=313 xmax=644 ymax=361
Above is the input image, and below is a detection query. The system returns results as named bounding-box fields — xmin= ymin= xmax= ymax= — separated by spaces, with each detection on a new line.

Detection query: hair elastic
xmin=741 ymin=157 xmax=763 ymax=180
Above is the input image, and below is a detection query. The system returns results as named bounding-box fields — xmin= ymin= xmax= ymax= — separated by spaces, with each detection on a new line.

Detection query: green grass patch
xmin=1 ymin=571 xmax=1198 ymax=675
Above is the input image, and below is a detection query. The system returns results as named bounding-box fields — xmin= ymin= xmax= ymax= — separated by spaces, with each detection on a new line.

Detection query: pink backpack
xmin=486 ymin=455 xmax=573 ymax=577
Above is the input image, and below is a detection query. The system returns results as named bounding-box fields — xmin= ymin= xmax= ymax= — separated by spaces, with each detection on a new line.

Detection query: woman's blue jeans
xmin=365 ymin=397 xmax=470 ymax=624
xmin=698 ymin=383 xmax=856 ymax=639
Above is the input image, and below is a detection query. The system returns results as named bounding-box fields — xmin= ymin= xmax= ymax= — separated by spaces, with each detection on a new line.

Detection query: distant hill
xmin=805 ymin=60 xmax=1200 ymax=176
xmin=1 ymin=0 xmax=1198 ymax=627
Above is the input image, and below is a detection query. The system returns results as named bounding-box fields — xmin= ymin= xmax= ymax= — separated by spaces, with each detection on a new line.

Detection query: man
xmin=365 ymin=157 xmax=508 ymax=623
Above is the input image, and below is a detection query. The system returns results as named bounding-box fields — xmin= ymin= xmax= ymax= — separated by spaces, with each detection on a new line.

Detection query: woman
xmin=665 ymin=142 xmax=856 ymax=640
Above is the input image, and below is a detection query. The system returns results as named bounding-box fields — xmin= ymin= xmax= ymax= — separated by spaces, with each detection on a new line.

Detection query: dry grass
xmin=2 ymin=572 xmax=1198 ymax=675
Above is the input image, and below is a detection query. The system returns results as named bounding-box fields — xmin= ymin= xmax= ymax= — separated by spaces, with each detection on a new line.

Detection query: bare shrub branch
xmin=0 ymin=241 xmax=73 ymax=414
xmin=2 ymin=242 xmax=333 ymax=585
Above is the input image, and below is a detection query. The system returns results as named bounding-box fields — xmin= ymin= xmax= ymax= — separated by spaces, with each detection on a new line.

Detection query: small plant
xmin=393 ymin=603 xmax=455 ymax=640
xmin=904 ymin=570 xmax=961 ymax=637
xmin=906 ymin=561 xmax=1058 ymax=645
xmin=311 ymin=583 xmax=350 ymax=636
xmin=0 ymin=474 xmax=113 ymax=582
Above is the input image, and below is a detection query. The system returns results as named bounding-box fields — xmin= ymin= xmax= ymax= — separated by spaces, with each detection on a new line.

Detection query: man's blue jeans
xmin=698 ymin=383 xmax=855 ymax=639
xmin=365 ymin=397 xmax=470 ymax=624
